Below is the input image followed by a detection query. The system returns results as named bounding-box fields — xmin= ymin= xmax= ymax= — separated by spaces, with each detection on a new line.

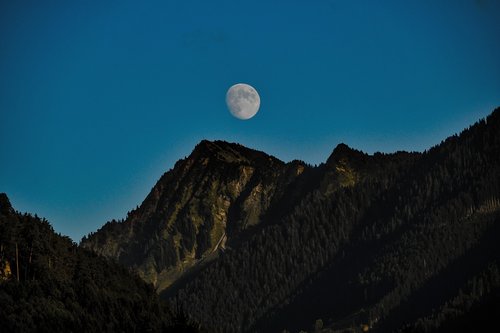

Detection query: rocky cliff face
xmin=81 ymin=140 xmax=307 ymax=290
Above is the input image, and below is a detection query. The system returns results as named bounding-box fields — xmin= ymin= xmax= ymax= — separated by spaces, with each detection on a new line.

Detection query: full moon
xmin=226 ymin=83 xmax=260 ymax=120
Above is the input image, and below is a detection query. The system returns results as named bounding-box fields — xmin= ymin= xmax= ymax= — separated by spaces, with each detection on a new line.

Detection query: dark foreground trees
xmin=0 ymin=193 xmax=199 ymax=332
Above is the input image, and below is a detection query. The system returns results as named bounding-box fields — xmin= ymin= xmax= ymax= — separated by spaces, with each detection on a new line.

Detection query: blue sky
xmin=1 ymin=0 xmax=499 ymax=241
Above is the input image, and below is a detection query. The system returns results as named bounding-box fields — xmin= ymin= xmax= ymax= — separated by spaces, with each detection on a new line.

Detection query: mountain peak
xmin=326 ymin=143 xmax=366 ymax=165
xmin=332 ymin=142 xmax=353 ymax=155
xmin=193 ymin=139 xmax=243 ymax=153
xmin=82 ymin=139 xmax=294 ymax=291
xmin=191 ymin=140 xmax=282 ymax=166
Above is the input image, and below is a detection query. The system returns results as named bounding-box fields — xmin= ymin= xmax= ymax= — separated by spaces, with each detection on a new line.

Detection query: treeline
xmin=163 ymin=108 xmax=500 ymax=332
xmin=0 ymin=194 xmax=198 ymax=332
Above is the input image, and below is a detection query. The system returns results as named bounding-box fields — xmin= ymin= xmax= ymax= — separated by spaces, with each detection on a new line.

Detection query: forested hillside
xmin=0 ymin=194 xmax=197 ymax=332
xmin=160 ymin=108 xmax=500 ymax=332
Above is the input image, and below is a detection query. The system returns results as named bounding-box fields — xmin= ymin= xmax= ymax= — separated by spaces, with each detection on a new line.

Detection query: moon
xmin=226 ymin=83 xmax=260 ymax=120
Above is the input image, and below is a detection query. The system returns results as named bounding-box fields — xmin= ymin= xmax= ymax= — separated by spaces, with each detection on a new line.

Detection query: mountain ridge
xmin=161 ymin=108 xmax=500 ymax=332
xmin=80 ymin=107 xmax=500 ymax=332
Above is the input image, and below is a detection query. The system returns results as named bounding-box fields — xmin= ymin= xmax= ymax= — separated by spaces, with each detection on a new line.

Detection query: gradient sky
xmin=1 ymin=0 xmax=499 ymax=242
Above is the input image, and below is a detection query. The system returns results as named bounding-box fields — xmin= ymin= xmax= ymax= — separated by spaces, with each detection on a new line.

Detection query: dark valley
xmin=2 ymin=108 xmax=500 ymax=332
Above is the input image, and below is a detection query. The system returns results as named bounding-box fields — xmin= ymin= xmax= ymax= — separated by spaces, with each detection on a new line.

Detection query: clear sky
xmin=1 ymin=0 xmax=499 ymax=242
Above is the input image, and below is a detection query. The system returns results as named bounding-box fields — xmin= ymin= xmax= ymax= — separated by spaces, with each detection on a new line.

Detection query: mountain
xmin=83 ymin=108 xmax=499 ymax=332
xmin=0 ymin=194 xmax=197 ymax=332
xmin=161 ymin=110 xmax=500 ymax=333
xmin=81 ymin=140 xmax=310 ymax=291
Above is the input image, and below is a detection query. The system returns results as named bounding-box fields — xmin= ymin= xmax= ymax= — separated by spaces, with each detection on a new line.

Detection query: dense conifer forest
xmin=0 ymin=194 xmax=197 ymax=332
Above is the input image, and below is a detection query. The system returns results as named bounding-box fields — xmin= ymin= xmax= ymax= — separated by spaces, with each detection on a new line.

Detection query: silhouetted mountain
xmin=36 ymin=108 xmax=500 ymax=332
xmin=151 ymin=110 xmax=500 ymax=332
xmin=159 ymin=108 xmax=497 ymax=332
